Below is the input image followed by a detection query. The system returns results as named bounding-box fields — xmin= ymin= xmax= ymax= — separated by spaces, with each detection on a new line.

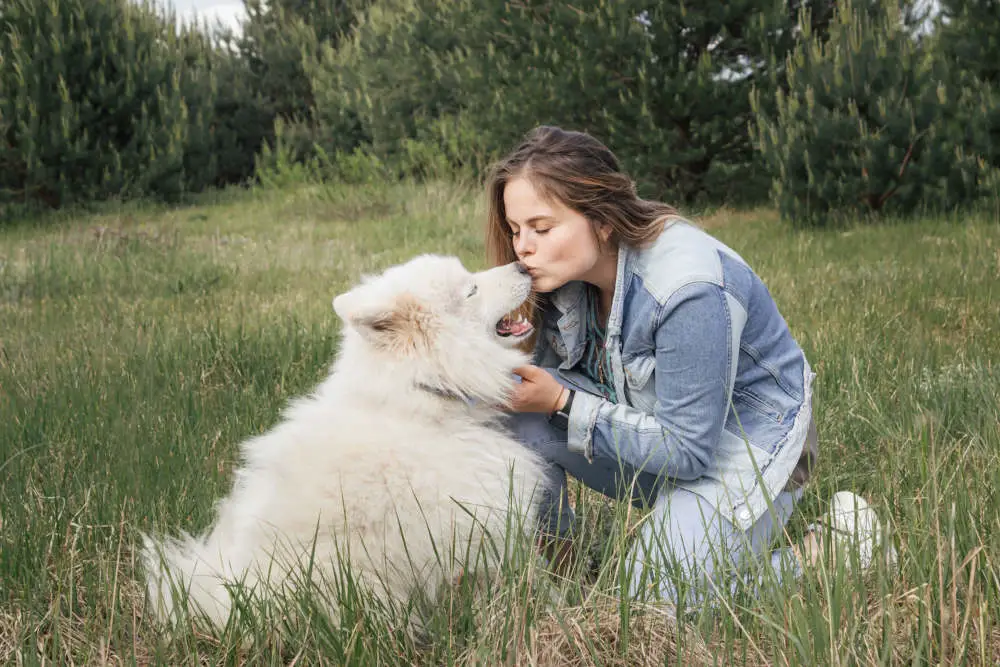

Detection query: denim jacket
xmin=532 ymin=218 xmax=816 ymax=531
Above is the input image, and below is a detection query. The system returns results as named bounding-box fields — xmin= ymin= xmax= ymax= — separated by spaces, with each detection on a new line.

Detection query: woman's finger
xmin=513 ymin=364 xmax=540 ymax=381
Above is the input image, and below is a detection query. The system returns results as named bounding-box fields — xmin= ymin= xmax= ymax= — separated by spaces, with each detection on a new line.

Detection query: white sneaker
xmin=821 ymin=491 xmax=896 ymax=570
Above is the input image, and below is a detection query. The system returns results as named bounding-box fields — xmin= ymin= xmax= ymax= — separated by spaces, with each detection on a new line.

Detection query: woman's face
xmin=503 ymin=176 xmax=612 ymax=293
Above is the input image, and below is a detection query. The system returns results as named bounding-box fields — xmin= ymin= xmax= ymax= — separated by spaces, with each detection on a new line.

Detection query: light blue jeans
xmin=510 ymin=409 xmax=804 ymax=608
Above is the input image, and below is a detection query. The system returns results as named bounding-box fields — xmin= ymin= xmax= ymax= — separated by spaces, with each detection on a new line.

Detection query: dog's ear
xmin=333 ymin=289 xmax=429 ymax=351
xmin=333 ymin=286 xmax=378 ymax=326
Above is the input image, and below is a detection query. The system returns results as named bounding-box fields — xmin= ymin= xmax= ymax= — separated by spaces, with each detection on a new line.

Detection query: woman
xmin=487 ymin=126 xmax=885 ymax=606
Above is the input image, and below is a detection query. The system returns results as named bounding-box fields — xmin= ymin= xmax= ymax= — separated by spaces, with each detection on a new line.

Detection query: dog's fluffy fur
xmin=141 ymin=255 xmax=547 ymax=630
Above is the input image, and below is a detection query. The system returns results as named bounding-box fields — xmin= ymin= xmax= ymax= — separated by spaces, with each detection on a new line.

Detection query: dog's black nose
xmin=515 ymin=262 xmax=530 ymax=275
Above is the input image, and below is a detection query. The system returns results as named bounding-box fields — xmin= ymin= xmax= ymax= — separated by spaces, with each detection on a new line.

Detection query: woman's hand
xmin=510 ymin=365 xmax=567 ymax=414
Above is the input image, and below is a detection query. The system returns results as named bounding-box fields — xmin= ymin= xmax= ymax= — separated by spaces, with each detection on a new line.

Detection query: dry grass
xmin=504 ymin=598 xmax=714 ymax=667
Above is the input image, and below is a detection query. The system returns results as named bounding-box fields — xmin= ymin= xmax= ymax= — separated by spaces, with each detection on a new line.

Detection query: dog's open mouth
xmin=496 ymin=314 xmax=534 ymax=340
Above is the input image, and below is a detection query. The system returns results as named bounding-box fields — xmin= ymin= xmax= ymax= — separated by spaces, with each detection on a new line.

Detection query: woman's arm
xmin=567 ymin=281 xmax=737 ymax=480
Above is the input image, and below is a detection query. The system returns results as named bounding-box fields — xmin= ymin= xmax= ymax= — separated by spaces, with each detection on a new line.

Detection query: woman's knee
xmin=626 ymin=490 xmax=734 ymax=599
xmin=626 ymin=488 xmax=802 ymax=603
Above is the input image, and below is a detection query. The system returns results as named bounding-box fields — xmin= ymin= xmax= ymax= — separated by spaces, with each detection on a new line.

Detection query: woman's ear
xmin=598 ymin=222 xmax=613 ymax=243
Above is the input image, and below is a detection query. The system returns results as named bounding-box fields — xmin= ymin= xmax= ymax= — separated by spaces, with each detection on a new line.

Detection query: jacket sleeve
xmin=566 ymin=282 xmax=737 ymax=481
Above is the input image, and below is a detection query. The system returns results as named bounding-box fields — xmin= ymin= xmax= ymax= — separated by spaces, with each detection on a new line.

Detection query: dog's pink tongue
xmin=498 ymin=317 xmax=533 ymax=336
xmin=511 ymin=320 xmax=532 ymax=335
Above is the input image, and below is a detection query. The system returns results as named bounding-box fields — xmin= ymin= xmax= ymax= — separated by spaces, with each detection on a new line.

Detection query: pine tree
xmin=0 ymin=0 xmax=214 ymax=207
xmin=310 ymin=0 xmax=479 ymax=173
xmin=468 ymin=0 xmax=808 ymax=203
xmin=181 ymin=29 xmax=275 ymax=189
xmin=935 ymin=0 xmax=1000 ymax=86
xmin=238 ymin=0 xmax=373 ymax=160
xmin=316 ymin=0 xmax=844 ymax=204
xmin=752 ymin=0 xmax=998 ymax=226
xmin=932 ymin=0 xmax=1000 ymax=168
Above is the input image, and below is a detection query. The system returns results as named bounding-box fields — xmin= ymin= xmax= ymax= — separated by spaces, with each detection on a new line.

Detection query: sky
xmin=165 ymin=0 xmax=247 ymax=33
xmin=154 ymin=1 xmax=940 ymax=41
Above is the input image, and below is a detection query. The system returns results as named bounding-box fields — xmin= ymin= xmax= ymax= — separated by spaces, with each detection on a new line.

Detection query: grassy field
xmin=1 ymin=181 xmax=998 ymax=665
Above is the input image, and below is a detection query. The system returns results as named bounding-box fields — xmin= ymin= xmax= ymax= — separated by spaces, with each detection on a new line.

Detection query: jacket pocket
xmin=732 ymin=388 xmax=785 ymax=423
xmin=546 ymin=331 xmax=567 ymax=358
xmin=623 ymin=354 xmax=656 ymax=391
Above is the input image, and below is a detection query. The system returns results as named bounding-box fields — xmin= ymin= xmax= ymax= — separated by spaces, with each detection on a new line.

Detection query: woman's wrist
xmin=547 ymin=387 xmax=575 ymax=430
xmin=552 ymin=387 xmax=575 ymax=414
xmin=548 ymin=387 xmax=568 ymax=415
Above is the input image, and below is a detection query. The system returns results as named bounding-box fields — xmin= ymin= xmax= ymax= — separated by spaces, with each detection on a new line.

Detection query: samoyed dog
xmin=142 ymin=255 xmax=546 ymax=631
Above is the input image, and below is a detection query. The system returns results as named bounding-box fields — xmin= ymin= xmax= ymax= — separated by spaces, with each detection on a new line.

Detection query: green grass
xmin=1 ymin=181 xmax=998 ymax=665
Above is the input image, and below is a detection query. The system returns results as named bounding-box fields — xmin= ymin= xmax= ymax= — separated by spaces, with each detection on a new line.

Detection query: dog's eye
xmin=466 ymin=284 xmax=478 ymax=298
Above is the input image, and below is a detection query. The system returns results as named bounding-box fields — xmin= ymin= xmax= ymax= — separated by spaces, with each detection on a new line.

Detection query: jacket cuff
xmin=567 ymin=390 xmax=602 ymax=462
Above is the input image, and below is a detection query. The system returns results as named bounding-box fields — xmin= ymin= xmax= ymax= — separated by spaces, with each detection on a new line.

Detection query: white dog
xmin=142 ymin=255 xmax=547 ymax=631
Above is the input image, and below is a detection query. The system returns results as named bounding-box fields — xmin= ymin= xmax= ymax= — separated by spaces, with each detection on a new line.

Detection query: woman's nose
xmin=514 ymin=231 xmax=533 ymax=257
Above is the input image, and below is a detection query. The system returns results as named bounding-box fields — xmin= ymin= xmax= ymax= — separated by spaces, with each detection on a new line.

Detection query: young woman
xmin=487 ymin=126 xmax=886 ymax=606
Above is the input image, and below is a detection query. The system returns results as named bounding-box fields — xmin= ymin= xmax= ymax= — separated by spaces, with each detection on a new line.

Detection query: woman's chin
xmin=531 ymin=276 xmax=563 ymax=294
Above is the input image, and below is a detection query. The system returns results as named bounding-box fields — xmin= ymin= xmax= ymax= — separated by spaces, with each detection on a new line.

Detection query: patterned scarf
xmin=577 ymin=286 xmax=617 ymax=403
